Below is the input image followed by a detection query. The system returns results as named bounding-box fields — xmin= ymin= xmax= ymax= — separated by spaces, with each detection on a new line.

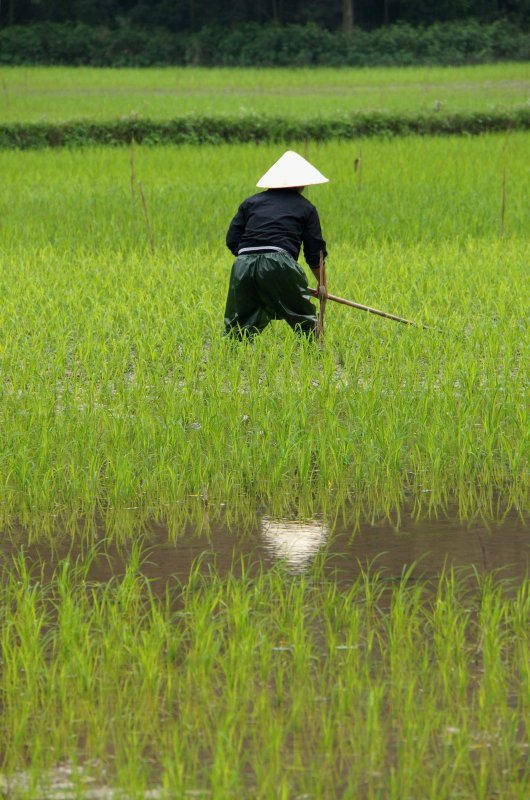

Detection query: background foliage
xmin=2 ymin=0 xmax=530 ymax=30
xmin=1 ymin=19 xmax=529 ymax=66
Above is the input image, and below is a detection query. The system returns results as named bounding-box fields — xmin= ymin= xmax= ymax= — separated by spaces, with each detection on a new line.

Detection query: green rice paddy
xmin=1 ymin=134 xmax=528 ymax=524
xmin=1 ymin=62 xmax=528 ymax=123
xmin=1 ymin=68 xmax=529 ymax=797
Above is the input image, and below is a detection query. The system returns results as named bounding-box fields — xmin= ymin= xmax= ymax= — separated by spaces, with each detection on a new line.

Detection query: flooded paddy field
xmin=0 ymin=130 xmax=528 ymax=796
xmin=1 ymin=507 xmax=529 ymax=798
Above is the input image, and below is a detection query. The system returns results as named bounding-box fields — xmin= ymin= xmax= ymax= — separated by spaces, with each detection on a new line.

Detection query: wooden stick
xmin=307 ymin=287 xmax=428 ymax=329
xmin=500 ymin=168 xmax=506 ymax=236
xmin=137 ymin=180 xmax=155 ymax=254
xmin=130 ymin=136 xmax=136 ymax=199
xmin=354 ymin=147 xmax=362 ymax=191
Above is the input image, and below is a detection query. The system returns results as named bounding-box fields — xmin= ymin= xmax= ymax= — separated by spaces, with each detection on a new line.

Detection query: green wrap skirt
xmin=223 ymin=251 xmax=317 ymax=338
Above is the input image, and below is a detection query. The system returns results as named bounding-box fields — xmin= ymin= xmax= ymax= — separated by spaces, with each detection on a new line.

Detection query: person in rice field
xmin=224 ymin=150 xmax=328 ymax=339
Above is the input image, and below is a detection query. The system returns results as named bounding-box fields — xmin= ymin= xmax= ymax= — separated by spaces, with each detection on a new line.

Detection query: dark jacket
xmin=226 ymin=188 xmax=327 ymax=268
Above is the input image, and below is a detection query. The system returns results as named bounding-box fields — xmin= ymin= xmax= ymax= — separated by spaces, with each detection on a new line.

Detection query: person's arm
xmin=226 ymin=202 xmax=247 ymax=255
xmin=311 ymin=264 xmax=328 ymax=299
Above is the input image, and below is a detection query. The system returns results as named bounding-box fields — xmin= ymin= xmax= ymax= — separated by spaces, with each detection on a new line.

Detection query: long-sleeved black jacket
xmin=226 ymin=188 xmax=327 ymax=268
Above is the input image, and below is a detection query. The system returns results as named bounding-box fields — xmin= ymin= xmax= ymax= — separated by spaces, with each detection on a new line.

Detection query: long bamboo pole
xmin=307 ymin=287 xmax=428 ymax=329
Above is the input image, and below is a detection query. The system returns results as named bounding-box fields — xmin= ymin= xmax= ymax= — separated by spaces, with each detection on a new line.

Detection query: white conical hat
xmin=257 ymin=150 xmax=329 ymax=189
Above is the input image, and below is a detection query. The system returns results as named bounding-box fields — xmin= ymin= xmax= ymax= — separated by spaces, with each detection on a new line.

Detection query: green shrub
xmin=0 ymin=109 xmax=528 ymax=150
xmin=0 ymin=20 xmax=528 ymax=67
xmin=0 ymin=22 xmax=186 ymax=66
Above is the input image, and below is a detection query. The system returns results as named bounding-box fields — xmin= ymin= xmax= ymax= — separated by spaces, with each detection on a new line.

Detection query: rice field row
xmin=1 ymin=550 xmax=529 ymax=798
xmin=1 ymin=62 xmax=528 ymax=123
xmin=0 ymin=134 xmax=528 ymax=524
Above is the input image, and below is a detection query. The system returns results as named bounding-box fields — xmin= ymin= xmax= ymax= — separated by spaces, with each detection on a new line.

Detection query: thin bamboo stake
xmin=130 ymin=136 xmax=136 ymax=199
xmin=500 ymin=168 xmax=506 ymax=236
xmin=137 ymin=180 xmax=155 ymax=254
xmin=354 ymin=147 xmax=362 ymax=190
xmin=307 ymin=287 xmax=429 ymax=329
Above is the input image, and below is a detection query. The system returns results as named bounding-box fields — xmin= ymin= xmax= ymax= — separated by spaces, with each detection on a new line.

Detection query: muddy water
xmin=2 ymin=508 xmax=528 ymax=587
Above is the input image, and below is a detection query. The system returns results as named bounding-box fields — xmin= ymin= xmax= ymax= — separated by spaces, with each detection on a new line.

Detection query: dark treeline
xmin=2 ymin=19 xmax=528 ymax=66
xmin=2 ymin=1 xmax=530 ymax=31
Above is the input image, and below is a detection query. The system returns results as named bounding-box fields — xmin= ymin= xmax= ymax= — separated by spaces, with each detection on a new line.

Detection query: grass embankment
xmin=0 ymin=135 xmax=528 ymax=523
xmin=2 ymin=108 xmax=529 ymax=149
xmin=1 ymin=552 xmax=529 ymax=798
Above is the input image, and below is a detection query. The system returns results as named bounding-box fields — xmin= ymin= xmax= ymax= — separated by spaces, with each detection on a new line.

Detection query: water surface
xmin=3 ymin=507 xmax=528 ymax=586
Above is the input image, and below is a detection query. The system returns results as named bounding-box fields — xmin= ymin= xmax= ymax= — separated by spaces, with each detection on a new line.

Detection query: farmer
xmin=224 ymin=150 xmax=328 ymax=339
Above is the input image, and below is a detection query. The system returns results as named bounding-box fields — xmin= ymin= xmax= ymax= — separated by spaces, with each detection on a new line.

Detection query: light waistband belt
xmin=238 ymin=246 xmax=287 ymax=255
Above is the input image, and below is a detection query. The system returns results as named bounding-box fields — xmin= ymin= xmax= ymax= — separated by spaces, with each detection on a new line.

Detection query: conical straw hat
xmin=257 ymin=150 xmax=329 ymax=189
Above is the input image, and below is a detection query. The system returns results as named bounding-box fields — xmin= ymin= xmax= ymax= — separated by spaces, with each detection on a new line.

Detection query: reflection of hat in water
xmin=259 ymin=516 xmax=329 ymax=574
xmin=257 ymin=150 xmax=329 ymax=189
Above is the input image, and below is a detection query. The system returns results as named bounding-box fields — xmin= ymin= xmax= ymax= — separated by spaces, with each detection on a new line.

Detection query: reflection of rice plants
xmin=1 ymin=549 xmax=529 ymax=798
xmin=0 ymin=134 xmax=528 ymax=523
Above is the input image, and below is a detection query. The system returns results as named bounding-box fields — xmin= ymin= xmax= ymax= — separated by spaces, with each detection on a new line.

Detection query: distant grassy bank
xmin=1 ymin=62 xmax=527 ymax=149
xmin=1 ymin=63 xmax=528 ymax=124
